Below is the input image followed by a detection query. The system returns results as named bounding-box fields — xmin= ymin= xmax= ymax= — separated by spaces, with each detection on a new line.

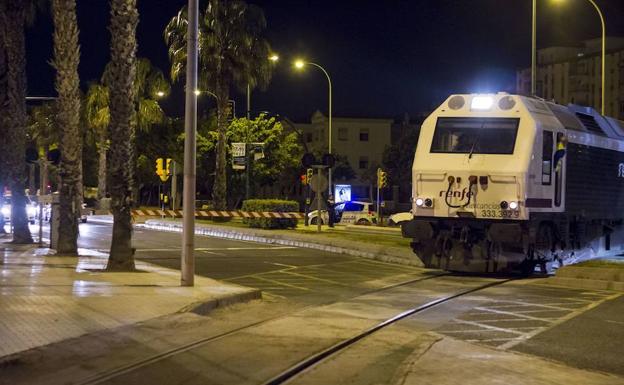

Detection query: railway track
xmin=77 ymin=274 xmax=512 ymax=385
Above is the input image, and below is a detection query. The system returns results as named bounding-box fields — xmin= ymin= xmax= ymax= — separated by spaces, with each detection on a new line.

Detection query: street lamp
xmin=156 ymin=90 xmax=165 ymax=98
xmin=293 ymin=59 xmax=333 ymax=197
xmin=533 ymin=0 xmax=606 ymax=114
xmin=246 ymin=54 xmax=280 ymax=120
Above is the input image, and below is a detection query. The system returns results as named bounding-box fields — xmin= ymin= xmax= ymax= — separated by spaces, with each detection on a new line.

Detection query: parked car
xmin=308 ymin=200 xmax=378 ymax=226
xmin=2 ymin=195 xmax=37 ymax=224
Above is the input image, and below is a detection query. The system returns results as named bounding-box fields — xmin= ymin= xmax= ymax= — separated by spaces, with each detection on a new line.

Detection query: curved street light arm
xmin=587 ymin=0 xmax=606 ymax=115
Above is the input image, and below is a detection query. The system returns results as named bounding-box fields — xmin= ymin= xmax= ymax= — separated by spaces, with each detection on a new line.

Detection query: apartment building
xmin=517 ymin=37 xmax=624 ymax=119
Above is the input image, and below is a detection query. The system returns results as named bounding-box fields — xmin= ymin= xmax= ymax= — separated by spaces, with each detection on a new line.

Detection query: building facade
xmin=517 ymin=37 xmax=624 ymax=119
xmin=296 ymin=111 xmax=394 ymax=200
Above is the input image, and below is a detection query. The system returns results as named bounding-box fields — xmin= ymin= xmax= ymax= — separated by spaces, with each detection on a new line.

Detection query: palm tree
xmin=0 ymin=0 xmax=42 ymax=244
xmin=164 ymin=0 xmax=273 ymax=209
xmin=86 ymin=58 xmax=169 ymax=205
xmin=85 ymin=83 xmax=109 ymax=203
xmin=28 ymin=102 xmax=59 ymax=198
xmin=105 ymin=0 xmax=138 ymax=271
xmin=51 ymin=0 xmax=82 ymax=254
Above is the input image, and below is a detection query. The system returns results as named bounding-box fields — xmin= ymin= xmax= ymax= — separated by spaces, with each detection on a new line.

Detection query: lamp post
xmin=294 ymin=59 xmax=333 ymax=197
xmin=587 ymin=0 xmax=606 ymax=115
xmin=535 ymin=0 xmax=606 ymax=114
xmin=531 ymin=0 xmax=537 ymax=96
xmin=181 ymin=0 xmax=198 ymax=287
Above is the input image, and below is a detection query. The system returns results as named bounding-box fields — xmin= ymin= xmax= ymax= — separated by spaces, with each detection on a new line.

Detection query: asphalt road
xmin=513 ymin=293 xmax=624 ymax=376
xmin=74 ymin=220 xmax=431 ymax=303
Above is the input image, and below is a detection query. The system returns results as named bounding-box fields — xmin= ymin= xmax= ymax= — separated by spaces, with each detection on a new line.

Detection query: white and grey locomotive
xmin=398 ymin=93 xmax=624 ymax=273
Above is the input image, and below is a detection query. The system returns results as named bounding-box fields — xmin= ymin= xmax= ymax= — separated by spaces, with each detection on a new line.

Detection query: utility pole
xmin=181 ymin=0 xmax=198 ymax=287
xmin=171 ymin=160 xmax=177 ymax=210
xmin=245 ymin=84 xmax=251 ymax=200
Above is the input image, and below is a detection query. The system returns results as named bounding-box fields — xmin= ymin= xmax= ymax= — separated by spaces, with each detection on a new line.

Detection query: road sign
xmin=232 ymin=143 xmax=246 ymax=170
xmin=309 ymin=174 xmax=328 ymax=192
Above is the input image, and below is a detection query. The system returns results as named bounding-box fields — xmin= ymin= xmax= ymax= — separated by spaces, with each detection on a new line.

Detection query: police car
xmin=308 ymin=200 xmax=378 ymax=226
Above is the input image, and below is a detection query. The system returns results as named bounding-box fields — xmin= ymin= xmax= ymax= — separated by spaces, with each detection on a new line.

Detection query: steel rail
xmin=262 ymin=278 xmax=514 ymax=385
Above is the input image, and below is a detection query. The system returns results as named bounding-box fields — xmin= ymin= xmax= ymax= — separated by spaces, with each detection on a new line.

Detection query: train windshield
xmin=430 ymin=117 xmax=520 ymax=154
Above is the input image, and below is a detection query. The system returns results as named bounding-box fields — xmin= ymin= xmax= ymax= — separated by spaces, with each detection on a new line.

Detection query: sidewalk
xmin=0 ymin=242 xmax=260 ymax=359
xmin=139 ymin=218 xmax=425 ymax=267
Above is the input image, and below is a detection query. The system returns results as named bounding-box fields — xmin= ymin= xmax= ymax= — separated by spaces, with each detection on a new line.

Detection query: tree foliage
xmin=165 ymin=0 xmax=275 ymax=209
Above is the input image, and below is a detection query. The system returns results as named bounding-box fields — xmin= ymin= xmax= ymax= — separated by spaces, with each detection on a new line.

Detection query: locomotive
xmin=397 ymin=93 xmax=624 ymax=273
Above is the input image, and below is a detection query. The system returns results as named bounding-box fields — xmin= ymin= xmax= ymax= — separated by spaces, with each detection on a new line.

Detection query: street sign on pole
xmin=232 ymin=142 xmax=246 ymax=170
xmin=309 ymin=174 xmax=328 ymax=193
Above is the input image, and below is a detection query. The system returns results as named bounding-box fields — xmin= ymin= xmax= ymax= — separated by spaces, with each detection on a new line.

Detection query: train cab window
xmin=542 ymin=130 xmax=553 ymax=185
xmin=430 ymin=117 xmax=520 ymax=155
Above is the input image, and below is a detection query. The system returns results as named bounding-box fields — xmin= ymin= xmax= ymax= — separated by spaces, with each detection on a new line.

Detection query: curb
xmin=181 ymin=289 xmax=263 ymax=316
xmin=544 ymin=276 xmax=624 ymax=291
xmin=544 ymin=265 xmax=624 ymax=291
xmin=140 ymin=220 xmax=425 ymax=268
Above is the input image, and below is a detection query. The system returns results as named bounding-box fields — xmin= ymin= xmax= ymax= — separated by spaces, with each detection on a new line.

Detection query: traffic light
xmin=377 ymin=168 xmax=388 ymax=188
xmin=165 ymin=158 xmax=172 ymax=176
xmin=300 ymin=174 xmax=307 ymax=185
xmin=155 ymin=158 xmax=164 ymax=176
xmin=306 ymin=168 xmax=313 ymax=183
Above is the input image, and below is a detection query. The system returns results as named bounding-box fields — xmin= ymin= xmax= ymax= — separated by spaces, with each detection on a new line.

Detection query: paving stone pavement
xmin=0 ymin=243 xmax=259 ymax=358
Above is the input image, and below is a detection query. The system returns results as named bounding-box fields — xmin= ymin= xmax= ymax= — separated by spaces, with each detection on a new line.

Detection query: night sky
xmin=26 ymin=0 xmax=624 ymax=121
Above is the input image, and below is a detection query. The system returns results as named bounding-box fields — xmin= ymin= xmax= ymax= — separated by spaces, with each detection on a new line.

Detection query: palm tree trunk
xmin=213 ymin=78 xmax=229 ymax=210
xmin=52 ymin=0 xmax=82 ymax=255
xmin=106 ymin=0 xmax=138 ymax=271
xmin=96 ymin=141 xmax=107 ymax=202
xmin=1 ymin=2 xmax=32 ymax=244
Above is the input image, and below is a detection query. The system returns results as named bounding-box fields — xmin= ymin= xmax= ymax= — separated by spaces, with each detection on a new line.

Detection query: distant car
xmin=2 ymin=195 xmax=37 ymax=224
xmin=39 ymin=201 xmax=89 ymax=223
xmin=308 ymin=200 xmax=378 ymax=226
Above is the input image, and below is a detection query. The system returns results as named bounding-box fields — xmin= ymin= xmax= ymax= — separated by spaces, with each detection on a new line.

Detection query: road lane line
xmin=280 ymin=270 xmax=348 ymax=286
xmin=473 ymin=307 xmax=556 ymax=322
xmin=240 ymin=275 xmax=311 ymax=291
xmin=450 ymin=319 xmax=525 ymax=335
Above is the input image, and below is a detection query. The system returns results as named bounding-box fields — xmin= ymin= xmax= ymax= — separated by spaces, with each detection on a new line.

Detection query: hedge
xmin=242 ymin=199 xmax=299 ymax=229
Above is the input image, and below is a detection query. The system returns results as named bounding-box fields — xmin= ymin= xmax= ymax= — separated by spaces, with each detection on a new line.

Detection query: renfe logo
xmin=439 ymin=188 xmax=473 ymax=200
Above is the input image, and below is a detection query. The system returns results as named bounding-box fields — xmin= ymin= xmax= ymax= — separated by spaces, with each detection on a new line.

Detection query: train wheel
xmin=311 ymin=217 xmax=323 ymax=225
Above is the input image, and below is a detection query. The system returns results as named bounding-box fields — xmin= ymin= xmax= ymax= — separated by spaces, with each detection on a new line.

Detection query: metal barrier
xmin=130 ymin=209 xmax=304 ymax=219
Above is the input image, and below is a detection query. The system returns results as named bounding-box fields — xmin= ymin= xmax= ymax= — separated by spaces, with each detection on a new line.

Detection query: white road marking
xmin=473 ymin=307 xmax=556 ymax=322
xmin=452 ymin=319 xmax=525 ymax=335
xmin=498 ymin=292 xmax=623 ymax=350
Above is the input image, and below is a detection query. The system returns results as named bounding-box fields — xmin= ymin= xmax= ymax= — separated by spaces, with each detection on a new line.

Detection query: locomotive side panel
xmin=565 ymin=142 xmax=624 ymax=219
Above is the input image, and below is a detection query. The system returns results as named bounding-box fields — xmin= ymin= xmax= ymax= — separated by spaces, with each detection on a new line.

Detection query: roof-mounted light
xmin=471 ymin=96 xmax=494 ymax=111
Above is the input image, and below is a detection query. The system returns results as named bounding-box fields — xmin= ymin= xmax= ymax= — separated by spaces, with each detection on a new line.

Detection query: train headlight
xmin=471 ymin=96 xmax=493 ymax=111
xmin=500 ymin=201 xmax=509 ymax=210
xmin=424 ymin=198 xmax=433 ymax=207
xmin=415 ymin=198 xmax=424 ymax=207
xmin=509 ymin=201 xmax=518 ymax=210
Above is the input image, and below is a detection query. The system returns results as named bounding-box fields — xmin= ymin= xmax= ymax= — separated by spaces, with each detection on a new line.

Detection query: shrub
xmin=242 ymin=199 xmax=299 ymax=229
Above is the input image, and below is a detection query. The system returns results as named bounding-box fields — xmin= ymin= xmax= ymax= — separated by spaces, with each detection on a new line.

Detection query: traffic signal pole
xmin=181 ymin=0 xmax=198 ymax=287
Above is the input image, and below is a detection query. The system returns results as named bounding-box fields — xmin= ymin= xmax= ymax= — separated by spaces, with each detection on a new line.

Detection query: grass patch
xmin=149 ymin=216 xmax=409 ymax=248
xmin=318 ymin=231 xmax=411 ymax=248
